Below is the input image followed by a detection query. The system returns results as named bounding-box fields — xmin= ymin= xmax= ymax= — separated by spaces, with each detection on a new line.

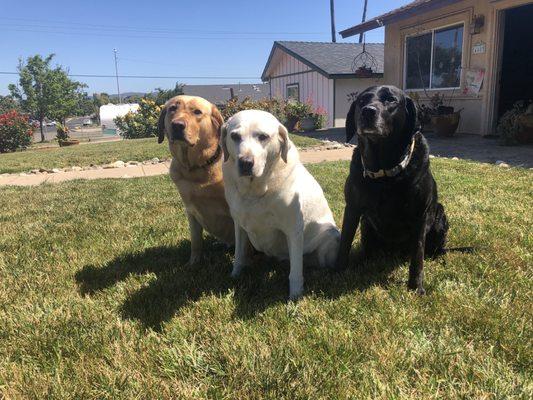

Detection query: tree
xmin=0 ymin=95 xmax=20 ymax=114
xmin=8 ymin=54 xmax=86 ymax=142
xmin=150 ymin=82 xmax=184 ymax=105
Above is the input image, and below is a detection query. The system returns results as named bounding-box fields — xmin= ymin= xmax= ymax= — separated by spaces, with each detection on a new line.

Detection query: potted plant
xmin=410 ymin=92 xmax=461 ymax=137
xmin=285 ymin=100 xmax=313 ymax=132
xmin=497 ymin=100 xmax=533 ymax=145
xmin=354 ymin=66 xmax=374 ymax=78
xmin=56 ymin=122 xmax=79 ymax=147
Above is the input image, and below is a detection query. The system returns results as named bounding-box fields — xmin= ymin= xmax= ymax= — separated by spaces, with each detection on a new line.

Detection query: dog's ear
xmin=220 ymin=122 xmax=229 ymax=161
xmin=157 ymin=106 xmax=167 ymax=144
xmin=210 ymin=105 xmax=224 ymax=137
xmin=405 ymin=95 xmax=418 ymax=134
xmin=345 ymin=101 xmax=357 ymax=143
xmin=278 ymin=123 xmax=289 ymax=163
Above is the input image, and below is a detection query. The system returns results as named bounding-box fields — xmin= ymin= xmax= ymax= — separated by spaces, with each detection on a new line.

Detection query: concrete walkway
xmin=301 ymin=128 xmax=533 ymax=168
xmin=0 ymin=148 xmax=355 ymax=187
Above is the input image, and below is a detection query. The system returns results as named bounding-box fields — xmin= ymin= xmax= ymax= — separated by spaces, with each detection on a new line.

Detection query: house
xmin=261 ymin=41 xmax=384 ymax=128
xmin=340 ymin=0 xmax=533 ymax=136
xmin=182 ymin=83 xmax=269 ymax=105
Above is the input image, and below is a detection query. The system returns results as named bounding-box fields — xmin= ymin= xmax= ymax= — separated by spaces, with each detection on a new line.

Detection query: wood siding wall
xmin=268 ymin=51 xmax=335 ymax=128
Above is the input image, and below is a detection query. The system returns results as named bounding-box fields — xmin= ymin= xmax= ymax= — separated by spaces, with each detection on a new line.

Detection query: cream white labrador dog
xmin=221 ymin=110 xmax=340 ymax=299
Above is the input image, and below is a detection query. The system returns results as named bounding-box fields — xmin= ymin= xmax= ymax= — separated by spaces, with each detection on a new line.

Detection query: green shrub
xmin=55 ymin=122 xmax=70 ymax=142
xmin=0 ymin=110 xmax=33 ymax=153
xmin=115 ymin=99 xmax=161 ymax=139
xmin=220 ymin=97 xmax=287 ymax=123
xmin=497 ymin=101 xmax=530 ymax=146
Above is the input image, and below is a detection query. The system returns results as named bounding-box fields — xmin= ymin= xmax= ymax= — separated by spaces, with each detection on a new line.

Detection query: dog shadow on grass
xmin=75 ymin=239 xmax=403 ymax=330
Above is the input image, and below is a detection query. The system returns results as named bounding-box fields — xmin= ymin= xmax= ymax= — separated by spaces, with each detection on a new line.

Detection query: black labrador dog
xmin=334 ymin=85 xmax=448 ymax=294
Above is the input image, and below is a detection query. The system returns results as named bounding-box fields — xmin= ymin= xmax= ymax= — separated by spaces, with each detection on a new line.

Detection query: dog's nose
xmin=361 ymin=106 xmax=377 ymax=122
xmin=238 ymin=157 xmax=254 ymax=176
xmin=171 ymin=120 xmax=186 ymax=140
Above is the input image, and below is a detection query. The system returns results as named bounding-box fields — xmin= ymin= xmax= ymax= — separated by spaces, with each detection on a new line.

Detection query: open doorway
xmin=497 ymin=3 xmax=533 ymax=118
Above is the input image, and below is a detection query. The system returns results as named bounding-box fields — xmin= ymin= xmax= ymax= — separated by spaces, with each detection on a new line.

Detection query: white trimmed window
xmin=286 ymin=83 xmax=299 ymax=100
xmin=405 ymin=24 xmax=464 ymax=90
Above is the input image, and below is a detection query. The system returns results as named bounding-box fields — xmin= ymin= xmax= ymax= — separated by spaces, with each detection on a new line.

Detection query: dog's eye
xmin=257 ymin=134 xmax=269 ymax=142
xmin=193 ymin=109 xmax=202 ymax=115
xmin=168 ymin=105 xmax=177 ymax=112
xmin=230 ymin=132 xmax=241 ymax=142
xmin=385 ymin=97 xmax=398 ymax=104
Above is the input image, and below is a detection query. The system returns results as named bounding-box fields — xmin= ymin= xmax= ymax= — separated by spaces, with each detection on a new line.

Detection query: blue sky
xmin=0 ymin=0 xmax=411 ymax=95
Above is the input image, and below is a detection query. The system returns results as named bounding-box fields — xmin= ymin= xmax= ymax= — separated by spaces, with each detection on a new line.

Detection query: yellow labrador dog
xmin=221 ymin=110 xmax=340 ymax=299
xmin=158 ymin=95 xmax=234 ymax=266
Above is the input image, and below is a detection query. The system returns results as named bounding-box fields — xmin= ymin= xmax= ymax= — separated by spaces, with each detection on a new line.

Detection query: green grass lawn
xmin=0 ymin=159 xmax=531 ymax=399
xmin=0 ymin=134 xmax=321 ymax=174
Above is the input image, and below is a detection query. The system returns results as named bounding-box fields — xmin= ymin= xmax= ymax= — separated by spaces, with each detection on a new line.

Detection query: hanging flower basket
xmin=354 ymin=66 xmax=374 ymax=78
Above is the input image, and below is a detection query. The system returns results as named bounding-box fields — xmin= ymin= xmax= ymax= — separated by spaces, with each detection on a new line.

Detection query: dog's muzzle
xmin=171 ymin=120 xmax=187 ymax=142
xmin=238 ymin=157 xmax=254 ymax=176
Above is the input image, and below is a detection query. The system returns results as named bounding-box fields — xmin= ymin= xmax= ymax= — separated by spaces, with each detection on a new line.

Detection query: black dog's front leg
xmin=334 ymin=205 xmax=361 ymax=271
xmin=408 ymin=213 xmax=429 ymax=295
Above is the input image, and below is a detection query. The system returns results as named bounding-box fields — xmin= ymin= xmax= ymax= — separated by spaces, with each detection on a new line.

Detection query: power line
xmin=0 ymin=71 xmax=260 ymax=80
xmin=0 ymin=18 xmax=327 ymax=35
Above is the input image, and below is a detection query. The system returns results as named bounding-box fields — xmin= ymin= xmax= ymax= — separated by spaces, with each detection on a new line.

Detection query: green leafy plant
xmin=497 ymin=100 xmax=531 ymax=146
xmin=114 ymin=99 xmax=161 ymax=139
xmin=0 ymin=110 xmax=33 ymax=153
xmin=55 ymin=122 xmax=70 ymax=142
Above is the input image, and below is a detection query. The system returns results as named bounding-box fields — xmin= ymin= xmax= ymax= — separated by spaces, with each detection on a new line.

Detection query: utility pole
xmin=330 ymin=0 xmax=336 ymax=42
xmin=113 ymin=48 xmax=122 ymax=104
xmin=359 ymin=0 xmax=368 ymax=43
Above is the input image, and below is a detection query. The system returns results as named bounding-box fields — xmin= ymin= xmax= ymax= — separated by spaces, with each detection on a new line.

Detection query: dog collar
xmin=188 ymin=145 xmax=222 ymax=172
xmin=361 ymin=134 xmax=417 ymax=179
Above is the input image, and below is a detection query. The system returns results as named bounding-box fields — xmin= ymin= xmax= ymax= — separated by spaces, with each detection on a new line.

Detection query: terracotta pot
xmin=59 ymin=139 xmax=80 ymax=147
xmin=431 ymin=112 xmax=461 ymax=137
xmin=300 ymin=117 xmax=315 ymax=132
xmin=516 ymin=115 xmax=533 ymax=144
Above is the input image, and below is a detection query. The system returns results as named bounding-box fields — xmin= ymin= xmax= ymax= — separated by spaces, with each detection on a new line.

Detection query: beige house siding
xmin=268 ymin=51 xmax=335 ymax=128
xmin=384 ymin=0 xmax=533 ymax=135
xmin=333 ymin=77 xmax=384 ymax=127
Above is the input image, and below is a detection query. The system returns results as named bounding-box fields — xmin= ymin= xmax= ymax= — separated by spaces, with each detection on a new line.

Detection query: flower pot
xmin=284 ymin=116 xmax=298 ymax=132
xmin=300 ymin=117 xmax=315 ymax=132
xmin=59 ymin=139 xmax=80 ymax=147
xmin=431 ymin=112 xmax=461 ymax=137
xmin=516 ymin=115 xmax=533 ymax=144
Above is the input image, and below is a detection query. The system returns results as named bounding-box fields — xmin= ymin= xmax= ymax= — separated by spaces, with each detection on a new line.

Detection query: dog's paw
xmin=407 ymin=281 xmax=426 ymax=295
xmin=230 ymin=263 xmax=244 ymax=279
xmin=185 ymin=253 xmax=202 ymax=267
xmin=289 ymin=281 xmax=304 ymax=301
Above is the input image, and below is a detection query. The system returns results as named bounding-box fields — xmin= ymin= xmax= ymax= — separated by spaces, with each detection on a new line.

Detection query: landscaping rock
xmin=51 ymin=168 xmax=61 ymax=173
xmin=71 ymin=166 xmax=82 ymax=171
xmin=151 ymin=158 xmax=160 ymax=164
xmin=30 ymin=169 xmax=40 ymax=174
xmin=451 ymin=156 xmax=459 ymax=160
xmin=39 ymin=168 xmax=48 ymax=173
xmin=112 ymin=160 xmax=125 ymax=168
xmin=429 ymin=154 xmax=435 ymax=159
xmin=498 ymin=162 xmax=510 ymax=168
xmin=127 ymin=160 xmax=140 ymax=165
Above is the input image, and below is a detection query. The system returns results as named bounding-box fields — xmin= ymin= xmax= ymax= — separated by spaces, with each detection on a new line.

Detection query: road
xmin=32 ymin=116 xmax=101 ymax=142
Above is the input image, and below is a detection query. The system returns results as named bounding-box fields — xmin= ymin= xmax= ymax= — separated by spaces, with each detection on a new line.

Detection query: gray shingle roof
xmin=262 ymin=41 xmax=384 ymax=80
xmin=182 ymin=83 xmax=269 ymax=105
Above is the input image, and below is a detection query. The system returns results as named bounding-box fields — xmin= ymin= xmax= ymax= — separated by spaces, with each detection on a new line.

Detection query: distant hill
xmin=107 ymin=83 xmax=269 ymax=105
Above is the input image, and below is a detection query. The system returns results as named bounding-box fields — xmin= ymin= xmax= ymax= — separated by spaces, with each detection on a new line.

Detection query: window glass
xmin=286 ymin=84 xmax=299 ymax=100
xmin=432 ymin=25 xmax=463 ymax=88
xmin=405 ymin=33 xmax=432 ymax=89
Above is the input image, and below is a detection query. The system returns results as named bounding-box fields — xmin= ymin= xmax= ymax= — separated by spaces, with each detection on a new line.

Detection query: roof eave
xmin=339 ymin=0 xmax=461 ymax=38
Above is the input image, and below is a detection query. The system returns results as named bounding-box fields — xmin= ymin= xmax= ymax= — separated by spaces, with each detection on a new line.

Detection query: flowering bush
xmin=0 ymin=110 xmax=33 ymax=153
xmin=114 ymin=99 xmax=161 ymax=139
xmin=312 ymin=106 xmax=328 ymax=130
